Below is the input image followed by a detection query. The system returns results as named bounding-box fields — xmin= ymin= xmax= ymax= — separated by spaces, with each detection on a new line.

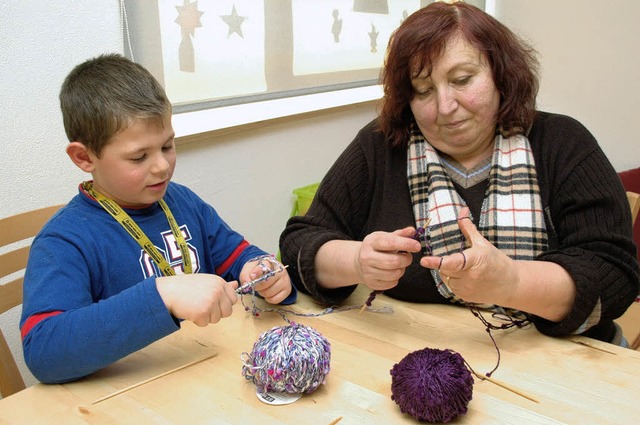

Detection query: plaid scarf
xmin=407 ymin=127 xmax=548 ymax=309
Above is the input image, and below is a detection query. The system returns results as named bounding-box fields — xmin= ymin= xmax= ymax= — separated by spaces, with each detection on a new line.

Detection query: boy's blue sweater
xmin=21 ymin=182 xmax=295 ymax=383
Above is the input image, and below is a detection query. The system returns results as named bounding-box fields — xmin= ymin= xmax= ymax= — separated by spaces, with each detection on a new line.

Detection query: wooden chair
xmin=0 ymin=204 xmax=64 ymax=398
xmin=628 ymin=191 xmax=640 ymax=224
xmin=617 ymin=191 xmax=640 ymax=350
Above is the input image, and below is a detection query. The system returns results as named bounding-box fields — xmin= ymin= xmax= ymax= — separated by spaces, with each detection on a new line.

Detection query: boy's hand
xmin=241 ymin=256 xmax=292 ymax=304
xmin=156 ymin=274 xmax=238 ymax=327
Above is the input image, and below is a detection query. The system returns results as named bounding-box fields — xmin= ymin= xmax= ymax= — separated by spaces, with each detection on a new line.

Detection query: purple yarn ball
xmin=390 ymin=348 xmax=474 ymax=423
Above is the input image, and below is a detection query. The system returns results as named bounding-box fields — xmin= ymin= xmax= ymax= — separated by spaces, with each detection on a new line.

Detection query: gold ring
xmin=445 ymin=275 xmax=451 ymax=285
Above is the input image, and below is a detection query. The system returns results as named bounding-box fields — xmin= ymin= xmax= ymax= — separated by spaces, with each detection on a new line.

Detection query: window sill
xmin=173 ymin=84 xmax=383 ymax=145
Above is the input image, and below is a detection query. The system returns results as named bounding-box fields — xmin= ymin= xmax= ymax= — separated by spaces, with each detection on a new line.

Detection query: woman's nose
xmin=437 ymin=88 xmax=458 ymax=116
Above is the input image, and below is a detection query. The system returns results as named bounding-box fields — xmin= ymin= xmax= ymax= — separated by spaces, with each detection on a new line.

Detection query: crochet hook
xmin=236 ymin=265 xmax=289 ymax=294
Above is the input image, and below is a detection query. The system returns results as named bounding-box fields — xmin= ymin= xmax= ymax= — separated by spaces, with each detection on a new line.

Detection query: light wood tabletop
xmin=1 ymin=286 xmax=639 ymax=424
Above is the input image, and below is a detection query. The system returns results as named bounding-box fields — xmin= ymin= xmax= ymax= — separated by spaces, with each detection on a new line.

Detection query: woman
xmin=279 ymin=2 xmax=638 ymax=345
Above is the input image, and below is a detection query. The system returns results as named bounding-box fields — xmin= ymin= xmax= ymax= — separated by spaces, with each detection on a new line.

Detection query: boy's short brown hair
xmin=60 ymin=53 xmax=171 ymax=157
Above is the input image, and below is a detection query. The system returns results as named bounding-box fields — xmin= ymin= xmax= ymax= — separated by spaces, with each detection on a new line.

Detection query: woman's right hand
xmin=354 ymin=226 xmax=422 ymax=290
xmin=316 ymin=227 xmax=422 ymax=290
xmin=156 ymin=274 xmax=238 ymax=326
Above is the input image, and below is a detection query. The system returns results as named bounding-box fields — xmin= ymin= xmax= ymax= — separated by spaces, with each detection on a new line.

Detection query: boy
xmin=20 ymin=53 xmax=295 ymax=384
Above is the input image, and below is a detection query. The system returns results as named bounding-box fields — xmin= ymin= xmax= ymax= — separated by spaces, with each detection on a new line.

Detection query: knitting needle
xmin=327 ymin=416 xmax=343 ymax=425
xmin=569 ymin=337 xmax=618 ymax=355
xmin=359 ymin=290 xmax=382 ymax=314
xmin=236 ymin=265 xmax=289 ymax=294
xmin=474 ymin=373 xmax=539 ymax=403
xmin=90 ymin=353 xmax=217 ymax=405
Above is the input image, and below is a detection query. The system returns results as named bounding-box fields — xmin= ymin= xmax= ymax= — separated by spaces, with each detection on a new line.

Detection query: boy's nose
xmin=151 ymin=154 xmax=171 ymax=174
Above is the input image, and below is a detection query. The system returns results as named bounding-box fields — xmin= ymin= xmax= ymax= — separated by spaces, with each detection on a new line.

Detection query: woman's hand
xmin=355 ymin=226 xmax=422 ymax=291
xmin=419 ymin=207 xmax=519 ymax=305
xmin=315 ymin=227 xmax=421 ymax=290
xmin=419 ymin=207 xmax=575 ymax=321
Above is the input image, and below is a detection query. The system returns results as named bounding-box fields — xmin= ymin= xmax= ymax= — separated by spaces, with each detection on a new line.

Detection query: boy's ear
xmin=66 ymin=142 xmax=96 ymax=173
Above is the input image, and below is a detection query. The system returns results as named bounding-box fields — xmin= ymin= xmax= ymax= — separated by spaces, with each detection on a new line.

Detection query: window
xmin=121 ymin=0 xmax=486 ymax=138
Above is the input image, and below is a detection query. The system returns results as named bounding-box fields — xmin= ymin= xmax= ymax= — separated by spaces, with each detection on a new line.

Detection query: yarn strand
xmin=240 ymin=289 xmax=393 ymax=320
xmin=468 ymin=306 xmax=531 ymax=377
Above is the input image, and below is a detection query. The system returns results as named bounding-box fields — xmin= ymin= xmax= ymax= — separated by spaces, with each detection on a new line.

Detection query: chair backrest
xmin=618 ymin=192 xmax=640 ymax=350
xmin=628 ymin=191 xmax=640 ymax=225
xmin=0 ymin=204 xmax=63 ymax=398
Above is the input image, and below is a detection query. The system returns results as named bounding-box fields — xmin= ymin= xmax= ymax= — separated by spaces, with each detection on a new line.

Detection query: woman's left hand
xmin=419 ymin=207 xmax=519 ymax=306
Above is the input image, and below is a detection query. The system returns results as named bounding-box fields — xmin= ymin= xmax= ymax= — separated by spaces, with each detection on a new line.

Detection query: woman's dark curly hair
xmin=378 ymin=2 xmax=539 ymax=147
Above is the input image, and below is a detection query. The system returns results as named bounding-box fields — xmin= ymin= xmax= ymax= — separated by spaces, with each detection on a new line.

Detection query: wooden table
xmin=1 ymin=286 xmax=639 ymax=424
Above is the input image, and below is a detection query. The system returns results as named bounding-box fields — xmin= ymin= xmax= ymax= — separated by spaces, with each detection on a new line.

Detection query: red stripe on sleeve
xmin=215 ymin=240 xmax=250 ymax=276
xmin=21 ymin=311 xmax=63 ymax=339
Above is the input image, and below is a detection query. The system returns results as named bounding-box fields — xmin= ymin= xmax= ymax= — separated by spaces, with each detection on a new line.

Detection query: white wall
xmin=0 ymin=0 xmax=123 ymax=390
xmin=494 ymin=0 xmax=640 ymax=172
xmin=173 ymin=107 xmax=375 ymax=253
xmin=2 ymin=0 xmax=639 ymax=391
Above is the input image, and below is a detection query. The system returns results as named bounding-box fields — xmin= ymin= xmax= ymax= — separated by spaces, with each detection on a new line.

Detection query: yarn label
xmin=256 ymin=391 xmax=302 ymax=406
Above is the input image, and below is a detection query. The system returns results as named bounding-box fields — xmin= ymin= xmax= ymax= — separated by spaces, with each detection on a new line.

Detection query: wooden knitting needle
xmin=359 ymin=291 xmax=381 ymax=314
xmin=327 ymin=416 xmax=343 ymax=425
xmin=474 ymin=372 xmax=539 ymax=403
xmin=90 ymin=353 xmax=218 ymax=405
xmin=570 ymin=337 xmax=618 ymax=355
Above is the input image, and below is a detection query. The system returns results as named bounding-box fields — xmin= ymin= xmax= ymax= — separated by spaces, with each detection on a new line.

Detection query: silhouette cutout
xmin=332 ymin=9 xmax=343 ymax=43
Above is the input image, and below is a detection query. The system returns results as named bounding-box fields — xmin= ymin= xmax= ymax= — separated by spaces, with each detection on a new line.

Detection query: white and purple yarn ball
xmin=242 ymin=322 xmax=331 ymax=394
xmin=390 ymin=347 xmax=474 ymax=423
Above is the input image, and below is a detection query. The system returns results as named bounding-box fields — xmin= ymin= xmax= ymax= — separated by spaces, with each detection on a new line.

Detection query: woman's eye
xmin=415 ymin=87 xmax=433 ymax=97
xmin=453 ymin=76 xmax=471 ymax=85
xmin=131 ymin=154 xmax=146 ymax=163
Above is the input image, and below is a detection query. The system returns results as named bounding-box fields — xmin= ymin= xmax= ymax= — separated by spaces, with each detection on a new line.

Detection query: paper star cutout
xmin=175 ymin=0 xmax=204 ymax=37
xmin=220 ymin=5 xmax=246 ymax=38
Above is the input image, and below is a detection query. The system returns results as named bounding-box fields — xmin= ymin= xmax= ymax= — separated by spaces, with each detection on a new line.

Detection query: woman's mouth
xmin=443 ymin=119 xmax=467 ymax=130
